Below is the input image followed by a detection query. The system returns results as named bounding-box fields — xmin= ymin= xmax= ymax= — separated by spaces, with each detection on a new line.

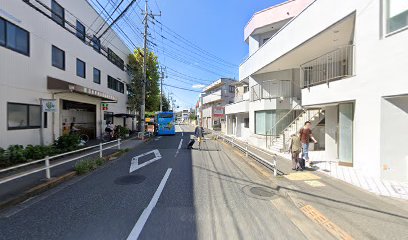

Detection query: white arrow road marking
xmin=127 ymin=168 xmax=172 ymax=240
xmin=129 ymin=149 xmax=162 ymax=173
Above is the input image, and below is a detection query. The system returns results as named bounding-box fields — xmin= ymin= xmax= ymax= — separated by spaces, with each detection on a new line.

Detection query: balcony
xmin=225 ymin=92 xmax=250 ymax=114
xmin=202 ymin=89 xmax=224 ymax=104
xmin=251 ymin=80 xmax=293 ymax=101
xmin=301 ymin=45 xmax=355 ymax=88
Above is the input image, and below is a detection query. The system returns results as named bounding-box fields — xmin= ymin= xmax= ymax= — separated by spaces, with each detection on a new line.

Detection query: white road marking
xmin=129 ymin=149 xmax=162 ymax=173
xmin=126 ymin=168 xmax=172 ymax=240
xmin=154 ymin=137 xmax=162 ymax=141
xmin=175 ymin=139 xmax=183 ymax=157
xmin=177 ymin=139 xmax=183 ymax=150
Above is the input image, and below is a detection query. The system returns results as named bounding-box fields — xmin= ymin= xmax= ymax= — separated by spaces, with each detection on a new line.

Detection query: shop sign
xmin=213 ymin=106 xmax=225 ymax=117
xmin=42 ymin=99 xmax=57 ymax=112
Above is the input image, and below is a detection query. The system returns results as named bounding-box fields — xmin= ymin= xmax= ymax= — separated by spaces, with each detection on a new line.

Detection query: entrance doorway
xmin=61 ymin=100 xmax=97 ymax=139
xmin=338 ymin=103 xmax=354 ymax=165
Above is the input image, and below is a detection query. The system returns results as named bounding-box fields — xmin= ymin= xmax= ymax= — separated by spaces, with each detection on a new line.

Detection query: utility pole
xmin=140 ymin=0 xmax=160 ymax=139
xmin=159 ymin=66 xmax=165 ymax=112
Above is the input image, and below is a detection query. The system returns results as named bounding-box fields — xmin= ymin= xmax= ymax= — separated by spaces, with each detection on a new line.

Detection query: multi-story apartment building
xmin=0 ymin=0 xmax=133 ymax=148
xmin=239 ymin=0 xmax=408 ymax=182
xmin=200 ymin=78 xmax=236 ymax=130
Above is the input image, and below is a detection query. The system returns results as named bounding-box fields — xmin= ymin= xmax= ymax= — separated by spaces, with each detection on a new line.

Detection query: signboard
xmin=147 ymin=125 xmax=155 ymax=133
xmin=145 ymin=117 xmax=155 ymax=123
xmin=42 ymin=99 xmax=57 ymax=112
xmin=101 ymin=103 xmax=109 ymax=110
xmin=213 ymin=106 xmax=225 ymax=118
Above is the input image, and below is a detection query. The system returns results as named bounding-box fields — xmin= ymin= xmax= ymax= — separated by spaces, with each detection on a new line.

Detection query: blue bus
xmin=156 ymin=112 xmax=176 ymax=135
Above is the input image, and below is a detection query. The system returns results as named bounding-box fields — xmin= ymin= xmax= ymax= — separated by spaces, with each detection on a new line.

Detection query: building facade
xmin=0 ymin=0 xmax=133 ymax=148
xmin=200 ymin=78 xmax=236 ymax=130
xmin=239 ymin=0 xmax=408 ymax=182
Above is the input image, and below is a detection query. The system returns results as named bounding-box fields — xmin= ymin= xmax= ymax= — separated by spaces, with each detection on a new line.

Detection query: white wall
xmin=324 ymin=106 xmax=338 ymax=162
xmin=380 ymin=96 xmax=408 ymax=181
xmin=0 ymin=0 xmax=131 ymax=147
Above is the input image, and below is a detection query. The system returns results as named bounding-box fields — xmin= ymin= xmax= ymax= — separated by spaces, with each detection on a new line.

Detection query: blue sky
xmin=90 ymin=0 xmax=285 ymax=109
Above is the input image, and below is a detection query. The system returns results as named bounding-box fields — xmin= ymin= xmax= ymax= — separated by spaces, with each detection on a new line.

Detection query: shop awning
xmin=47 ymin=77 xmax=117 ymax=101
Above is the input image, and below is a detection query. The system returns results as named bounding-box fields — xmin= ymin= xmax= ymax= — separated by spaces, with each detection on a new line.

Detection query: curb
xmin=0 ymin=171 xmax=77 ymax=211
xmin=0 ymin=146 xmax=131 ymax=211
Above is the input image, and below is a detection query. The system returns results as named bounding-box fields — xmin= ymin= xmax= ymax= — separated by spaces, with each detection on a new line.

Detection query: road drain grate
xmin=114 ymin=175 xmax=146 ymax=185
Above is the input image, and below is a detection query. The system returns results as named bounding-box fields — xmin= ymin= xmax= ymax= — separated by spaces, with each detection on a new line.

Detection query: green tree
xmin=162 ymin=95 xmax=171 ymax=111
xmin=128 ymin=48 xmax=161 ymax=118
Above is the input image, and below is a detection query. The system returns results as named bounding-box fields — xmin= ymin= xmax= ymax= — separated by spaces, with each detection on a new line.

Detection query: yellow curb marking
xmin=284 ymin=172 xmax=321 ymax=181
xmin=301 ymin=205 xmax=354 ymax=240
xmin=304 ymin=180 xmax=326 ymax=187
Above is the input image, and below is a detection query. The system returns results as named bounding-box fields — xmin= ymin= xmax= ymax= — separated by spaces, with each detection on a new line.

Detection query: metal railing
xmin=0 ymin=139 xmax=122 ymax=185
xmin=216 ymin=134 xmax=278 ymax=176
xmin=251 ymin=80 xmax=292 ymax=101
xmin=265 ymin=105 xmax=304 ymax=148
xmin=301 ymin=45 xmax=355 ymax=88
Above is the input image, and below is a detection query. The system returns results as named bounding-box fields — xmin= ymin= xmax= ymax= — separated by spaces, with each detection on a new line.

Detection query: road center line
xmin=177 ymin=139 xmax=183 ymax=150
xmin=126 ymin=168 xmax=172 ymax=240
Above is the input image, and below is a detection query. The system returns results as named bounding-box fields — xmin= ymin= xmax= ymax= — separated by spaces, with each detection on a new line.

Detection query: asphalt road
xmin=0 ymin=125 xmax=407 ymax=240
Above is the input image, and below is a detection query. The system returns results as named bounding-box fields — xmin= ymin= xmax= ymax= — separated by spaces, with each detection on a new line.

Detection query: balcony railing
xmin=251 ymin=80 xmax=292 ymax=101
xmin=301 ymin=45 xmax=355 ymax=88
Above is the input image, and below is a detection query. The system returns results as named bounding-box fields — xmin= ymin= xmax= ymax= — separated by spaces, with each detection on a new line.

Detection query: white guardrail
xmin=0 ymin=139 xmax=122 ymax=185
xmin=216 ymin=134 xmax=278 ymax=176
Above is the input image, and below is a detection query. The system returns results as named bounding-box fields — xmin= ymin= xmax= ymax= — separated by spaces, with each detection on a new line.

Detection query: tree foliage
xmin=128 ymin=48 xmax=162 ymax=115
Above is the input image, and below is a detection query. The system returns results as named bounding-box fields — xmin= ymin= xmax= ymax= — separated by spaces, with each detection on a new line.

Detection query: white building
xmin=239 ymin=0 xmax=408 ymax=182
xmin=200 ymin=78 xmax=236 ymax=130
xmin=0 ymin=0 xmax=133 ymax=148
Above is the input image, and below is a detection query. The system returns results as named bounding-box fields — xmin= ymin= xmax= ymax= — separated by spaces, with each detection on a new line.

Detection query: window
xmin=93 ymin=68 xmax=101 ymax=84
xmin=52 ymin=45 xmax=65 ymax=70
xmin=7 ymin=103 xmax=41 ymax=130
xmin=385 ymin=0 xmax=408 ymax=34
xmin=0 ymin=18 xmax=5 ymax=45
xmin=104 ymin=112 xmax=114 ymax=124
xmin=76 ymin=58 xmax=86 ymax=78
xmin=108 ymin=48 xmax=124 ymax=70
xmin=51 ymin=0 xmax=65 ymax=27
xmin=92 ymin=35 xmax=100 ymax=52
xmin=244 ymin=118 xmax=249 ymax=128
xmin=244 ymin=86 xmax=249 ymax=93
xmin=0 ymin=17 xmax=30 ymax=56
xmin=255 ymin=111 xmax=274 ymax=135
xmin=229 ymin=86 xmax=235 ymax=93
xmin=107 ymin=75 xmax=125 ymax=93
xmin=76 ymin=20 xmax=85 ymax=41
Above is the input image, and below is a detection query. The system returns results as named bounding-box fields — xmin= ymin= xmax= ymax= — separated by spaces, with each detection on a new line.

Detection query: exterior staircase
xmin=266 ymin=107 xmax=324 ymax=152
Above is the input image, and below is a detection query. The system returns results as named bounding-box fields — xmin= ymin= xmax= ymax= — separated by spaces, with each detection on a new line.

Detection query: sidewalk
xmin=223 ymin=134 xmax=408 ymax=201
xmin=0 ymin=138 xmax=143 ymax=204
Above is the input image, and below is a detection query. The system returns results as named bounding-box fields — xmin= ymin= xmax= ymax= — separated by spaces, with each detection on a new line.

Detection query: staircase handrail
xmin=266 ymin=104 xmax=303 ymax=137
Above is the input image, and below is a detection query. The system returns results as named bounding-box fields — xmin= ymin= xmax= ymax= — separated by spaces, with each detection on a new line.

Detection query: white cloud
xmin=192 ymin=84 xmax=205 ymax=89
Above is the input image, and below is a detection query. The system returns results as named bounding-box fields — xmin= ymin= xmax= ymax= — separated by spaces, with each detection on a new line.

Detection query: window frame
xmin=51 ymin=0 xmax=65 ymax=27
xmin=107 ymin=75 xmax=125 ymax=94
xmin=52 ymin=45 xmax=65 ymax=70
xmin=93 ymin=67 xmax=101 ymax=84
xmin=0 ymin=17 xmax=30 ymax=56
xmin=384 ymin=0 xmax=408 ymax=36
xmin=7 ymin=102 xmax=41 ymax=130
xmin=76 ymin=58 xmax=86 ymax=78
xmin=76 ymin=20 xmax=85 ymax=41
xmin=92 ymin=35 xmax=101 ymax=52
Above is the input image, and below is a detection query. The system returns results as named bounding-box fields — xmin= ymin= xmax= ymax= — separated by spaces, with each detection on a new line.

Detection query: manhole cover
xmin=114 ymin=175 xmax=146 ymax=185
xmin=250 ymin=187 xmax=274 ymax=197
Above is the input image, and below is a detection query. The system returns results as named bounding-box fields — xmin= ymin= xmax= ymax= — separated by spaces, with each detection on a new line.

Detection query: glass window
xmin=51 ymin=0 xmax=65 ymax=27
xmin=7 ymin=103 xmax=41 ymax=129
xmin=76 ymin=58 xmax=86 ymax=78
xmin=92 ymin=35 xmax=100 ymax=52
xmin=386 ymin=0 xmax=408 ymax=33
xmin=255 ymin=110 xmax=276 ymax=135
xmin=255 ymin=111 xmax=266 ymax=135
xmin=244 ymin=118 xmax=249 ymax=128
xmin=52 ymin=45 xmax=65 ymax=70
xmin=104 ymin=112 xmax=114 ymax=124
xmin=29 ymin=105 xmax=41 ymax=127
xmin=76 ymin=20 xmax=85 ymax=41
xmin=93 ymin=68 xmax=101 ymax=84
xmin=229 ymin=86 xmax=235 ymax=93
xmin=4 ymin=21 xmax=29 ymax=56
xmin=0 ymin=18 xmax=5 ymax=46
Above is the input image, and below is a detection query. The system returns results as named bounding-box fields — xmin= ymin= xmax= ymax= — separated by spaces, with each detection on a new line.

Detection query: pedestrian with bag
xmin=299 ymin=121 xmax=318 ymax=166
xmin=289 ymin=133 xmax=302 ymax=171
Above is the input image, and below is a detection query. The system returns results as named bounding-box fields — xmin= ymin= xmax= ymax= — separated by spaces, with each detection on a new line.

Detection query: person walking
xmin=289 ymin=133 xmax=302 ymax=171
xmin=299 ymin=121 xmax=318 ymax=166
xmin=194 ymin=125 xmax=204 ymax=150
